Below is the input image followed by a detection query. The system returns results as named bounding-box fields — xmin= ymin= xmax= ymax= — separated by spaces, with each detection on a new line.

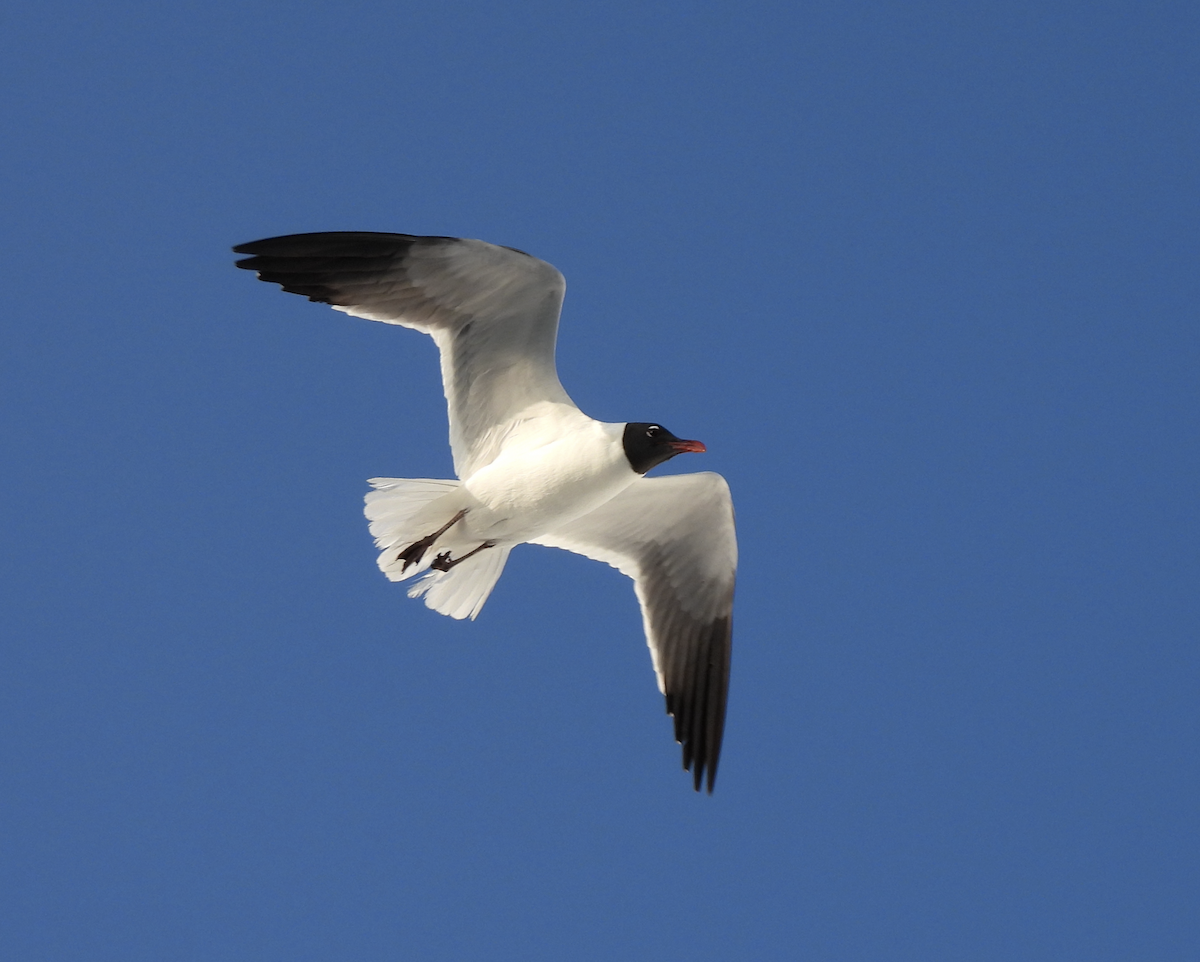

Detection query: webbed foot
xmin=429 ymin=541 xmax=497 ymax=572
xmin=396 ymin=509 xmax=468 ymax=571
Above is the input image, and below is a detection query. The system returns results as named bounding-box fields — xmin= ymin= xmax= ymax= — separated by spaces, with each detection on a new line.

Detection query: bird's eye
xmin=646 ymin=426 xmax=661 ymax=437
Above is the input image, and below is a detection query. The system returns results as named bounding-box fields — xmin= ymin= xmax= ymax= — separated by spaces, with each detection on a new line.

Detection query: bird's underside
xmin=235 ymin=231 xmax=737 ymax=792
xmin=399 ymin=509 xmax=494 ymax=574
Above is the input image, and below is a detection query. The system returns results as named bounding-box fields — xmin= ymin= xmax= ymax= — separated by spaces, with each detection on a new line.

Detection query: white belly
xmin=459 ymin=417 xmax=635 ymax=542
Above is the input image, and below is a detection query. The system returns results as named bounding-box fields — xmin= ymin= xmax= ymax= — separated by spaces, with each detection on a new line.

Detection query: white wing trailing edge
xmin=532 ymin=473 xmax=736 ymax=791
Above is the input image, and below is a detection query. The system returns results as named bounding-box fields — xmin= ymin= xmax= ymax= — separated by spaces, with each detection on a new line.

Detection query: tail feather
xmin=365 ymin=477 xmax=461 ymax=581
xmin=407 ymin=544 xmax=512 ymax=620
xmin=364 ymin=476 xmax=511 ymax=619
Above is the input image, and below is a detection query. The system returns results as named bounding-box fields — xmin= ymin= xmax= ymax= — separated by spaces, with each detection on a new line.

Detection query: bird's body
xmin=459 ymin=411 xmax=633 ymax=540
xmin=235 ymin=232 xmax=736 ymax=791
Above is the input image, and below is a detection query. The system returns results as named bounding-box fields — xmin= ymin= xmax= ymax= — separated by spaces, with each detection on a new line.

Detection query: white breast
xmin=461 ymin=414 xmax=636 ymax=542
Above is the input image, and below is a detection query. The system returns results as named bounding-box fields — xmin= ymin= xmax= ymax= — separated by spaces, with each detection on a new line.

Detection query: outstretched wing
xmin=234 ymin=232 xmax=576 ymax=477
xmin=531 ymin=472 xmax=737 ymax=792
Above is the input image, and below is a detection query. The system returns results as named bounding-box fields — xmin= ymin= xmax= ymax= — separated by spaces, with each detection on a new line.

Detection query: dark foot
xmin=397 ymin=509 xmax=467 ymax=572
xmin=429 ymin=541 xmax=497 ymax=572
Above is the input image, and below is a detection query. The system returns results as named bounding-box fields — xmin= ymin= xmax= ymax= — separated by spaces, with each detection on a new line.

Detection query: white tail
xmin=406 ymin=543 xmax=513 ymax=620
xmin=364 ymin=477 xmax=511 ymax=620
xmin=365 ymin=477 xmax=461 ymax=581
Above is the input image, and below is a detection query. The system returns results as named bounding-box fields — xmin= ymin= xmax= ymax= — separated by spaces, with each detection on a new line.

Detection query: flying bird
xmin=234 ymin=232 xmax=736 ymax=791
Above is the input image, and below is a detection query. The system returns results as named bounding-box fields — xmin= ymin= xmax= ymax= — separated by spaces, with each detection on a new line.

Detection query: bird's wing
xmin=234 ymin=232 xmax=576 ymax=477
xmin=530 ymin=472 xmax=736 ymax=792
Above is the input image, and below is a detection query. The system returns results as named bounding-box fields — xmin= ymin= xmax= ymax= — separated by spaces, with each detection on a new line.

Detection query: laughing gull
xmin=234 ymin=232 xmax=736 ymax=792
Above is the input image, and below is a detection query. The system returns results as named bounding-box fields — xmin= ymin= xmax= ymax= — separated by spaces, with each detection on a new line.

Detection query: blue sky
xmin=2 ymin=1 xmax=1197 ymax=959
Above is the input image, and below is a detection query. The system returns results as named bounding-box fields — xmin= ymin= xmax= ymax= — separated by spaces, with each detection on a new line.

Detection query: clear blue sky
xmin=2 ymin=2 xmax=1197 ymax=959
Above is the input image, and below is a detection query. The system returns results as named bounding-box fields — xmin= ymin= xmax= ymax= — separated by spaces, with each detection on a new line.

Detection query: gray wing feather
xmin=234 ymin=232 xmax=575 ymax=477
xmin=531 ymin=472 xmax=736 ymax=792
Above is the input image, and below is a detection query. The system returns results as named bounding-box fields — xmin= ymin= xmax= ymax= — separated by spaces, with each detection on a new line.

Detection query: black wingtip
xmin=232 ymin=232 xmax=440 ymax=306
xmin=232 ymin=231 xmax=459 ymax=258
xmin=684 ymin=736 xmax=720 ymax=793
xmin=665 ymin=612 xmax=731 ymax=795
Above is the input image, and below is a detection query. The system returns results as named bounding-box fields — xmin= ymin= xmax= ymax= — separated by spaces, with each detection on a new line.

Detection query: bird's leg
xmin=397 ymin=509 xmax=467 ymax=572
xmin=430 ymin=541 xmax=497 ymax=572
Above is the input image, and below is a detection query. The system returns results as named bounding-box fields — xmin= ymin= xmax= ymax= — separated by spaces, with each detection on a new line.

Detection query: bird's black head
xmin=622 ymin=422 xmax=707 ymax=475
